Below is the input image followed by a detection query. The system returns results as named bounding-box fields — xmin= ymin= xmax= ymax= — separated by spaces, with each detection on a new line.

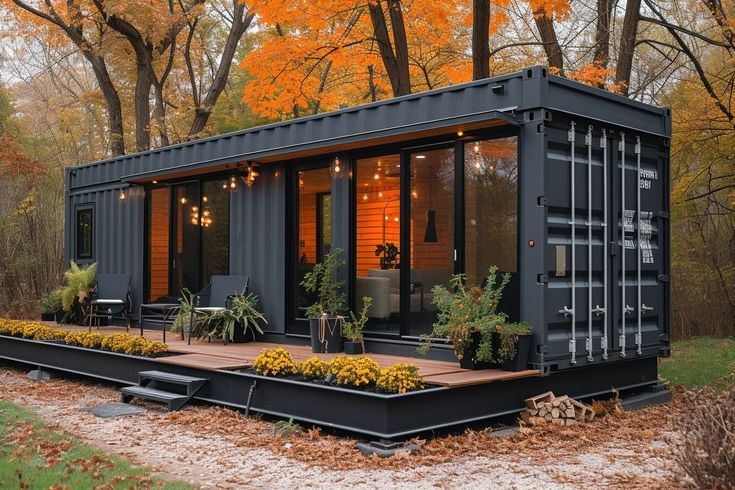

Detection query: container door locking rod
xmin=597 ymin=130 xmax=609 ymax=359
xmin=619 ymin=133 xmax=628 ymax=357
xmin=585 ymin=125 xmax=594 ymax=362
xmin=635 ymin=136 xmax=643 ymax=355
xmin=563 ymin=121 xmax=577 ymax=364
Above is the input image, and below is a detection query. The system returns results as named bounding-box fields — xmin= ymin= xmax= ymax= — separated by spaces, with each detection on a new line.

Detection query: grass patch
xmin=660 ymin=338 xmax=735 ymax=390
xmin=0 ymin=400 xmax=191 ymax=489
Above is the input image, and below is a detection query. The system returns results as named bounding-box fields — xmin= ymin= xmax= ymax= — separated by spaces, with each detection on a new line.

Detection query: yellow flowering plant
xmin=332 ymin=356 xmax=381 ymax=388
xmin=253 ymin=347 xmax=297 ymax=376
xmin=298 ymin=356 xmax=330 ymax=381
xmin=377 ymin=363 xmax=425 ymax=394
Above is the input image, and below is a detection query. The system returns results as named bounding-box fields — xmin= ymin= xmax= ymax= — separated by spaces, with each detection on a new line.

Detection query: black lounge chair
xmin=189 ymin=275 xmax=249 ymax=344
xmin=88 ymin=273 xmax=132 ymax=332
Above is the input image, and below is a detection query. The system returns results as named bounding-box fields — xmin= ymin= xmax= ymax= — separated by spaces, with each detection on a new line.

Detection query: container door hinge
xmin=659 ymin=333 xmax=670 ymax=343
xmin=537 ymin=274 xmax=548 ymax=284
xmin=658 ymin=274 xmax=670 ymax=283
xmin=537 ymin=196 xmax=549 ymax=207
xmin=490 ymin=84 xmax=505 ymax=94
xmin=537 ymin=123 xmax=546 ymax=134
xmin=600 ymin=336 xmax=609 ymax=360
xmin=609 ymin=242 xmax=618 ymax=256
xmin=619 ymin=334 xmax=627 ymax=357
xmin=585 ymin=338 xmax=593 ymax=361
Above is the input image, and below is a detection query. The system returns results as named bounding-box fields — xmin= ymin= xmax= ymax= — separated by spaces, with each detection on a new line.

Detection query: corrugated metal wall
xmin=67 ymin=184 xmax=145 ymax=315
xmin=230 ymin=165 xmax=286 ymax=332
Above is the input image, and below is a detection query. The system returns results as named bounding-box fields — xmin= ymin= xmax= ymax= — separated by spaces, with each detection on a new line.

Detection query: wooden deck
xmin=61 ymin=325 xmax=538 ymax=388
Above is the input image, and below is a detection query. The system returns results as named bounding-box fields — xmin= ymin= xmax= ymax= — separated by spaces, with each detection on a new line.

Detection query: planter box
xmin=0 ymin=334 xmax=660 ymax=439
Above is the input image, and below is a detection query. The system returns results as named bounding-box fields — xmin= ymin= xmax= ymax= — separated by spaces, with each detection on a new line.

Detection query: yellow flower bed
xmin=0 ymin=318 xmax=68 ymax=341
xmin=332 ymin=356 xmax=381 ymax=388
xmin=298 ymin=356 xmax=330 ymax=381
xmin=253 ymin=347 xmax=297 ymax=376
xmin=252 ymin=347 xmax=425 ymax=393
xmin=0 ymin=318 xmax=167 ymax=357
xmin=376 ymin=363 xmax=425 ymax=394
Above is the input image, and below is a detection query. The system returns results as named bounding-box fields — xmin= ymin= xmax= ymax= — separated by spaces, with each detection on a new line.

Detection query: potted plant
xmin=343 ymin=296 xmax=373 ymax=354
xmin=199 ymin=292 xmax=267 ymax=343
xmin=60 ymin=261 xmax=97 ymax=325
xmin=419 ymin=266 xmax=531 ymax=371
xmin=171 ymin=288 xmax=195 ymax=337
xmin=374 ymin=242 xmax=399 ymax=270
xmin=495 ymin=322 xmax=532 ymax=371
xmin=38 ymin=288 xmax=63 ymax=322
xmin=301 ymin=247 xmax=346 ymax=353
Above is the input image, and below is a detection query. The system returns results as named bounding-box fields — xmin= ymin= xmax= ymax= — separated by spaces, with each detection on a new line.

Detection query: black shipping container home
xmin=55 ymin=66 xmax=671 ymax=434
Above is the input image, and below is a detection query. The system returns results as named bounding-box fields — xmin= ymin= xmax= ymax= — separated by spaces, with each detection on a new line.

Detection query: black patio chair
xmin=189 ymin=275 xmax=249 ymax=344
xmin=88 ymin=273 xmax=132 ymax=332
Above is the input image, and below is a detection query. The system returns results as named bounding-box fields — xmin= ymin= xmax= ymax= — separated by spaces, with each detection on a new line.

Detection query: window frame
xmin=75 ymin=204 xmax=95 ymax=262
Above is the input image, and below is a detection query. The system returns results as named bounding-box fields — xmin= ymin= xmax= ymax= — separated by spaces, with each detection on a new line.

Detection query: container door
xmin=610 ymin=133 xmax=668 ymax=358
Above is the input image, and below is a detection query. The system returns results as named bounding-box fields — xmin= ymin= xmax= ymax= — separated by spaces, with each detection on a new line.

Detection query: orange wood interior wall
xmin=298 ymin=168 xmax=331 ymax=265
xmin=149 ymin=187 xmax=170 ymax=300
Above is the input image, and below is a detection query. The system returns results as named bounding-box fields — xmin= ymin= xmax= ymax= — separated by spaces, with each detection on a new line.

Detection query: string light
xmin=363 ymin=194 xmax=368 ymax=200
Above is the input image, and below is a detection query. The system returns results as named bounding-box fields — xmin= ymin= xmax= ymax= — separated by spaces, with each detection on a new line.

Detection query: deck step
xmin=120 ymin=386 xmax=188 ymax=411
xmin=138 ymin=370 xmax=208 ymax=385
xmin=121 ymin=370 xmax=209 ymax=411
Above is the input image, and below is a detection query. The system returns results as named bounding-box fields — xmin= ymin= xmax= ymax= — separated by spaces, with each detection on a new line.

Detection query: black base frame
xmin=0 ymin=335 xmax=660 ymax=439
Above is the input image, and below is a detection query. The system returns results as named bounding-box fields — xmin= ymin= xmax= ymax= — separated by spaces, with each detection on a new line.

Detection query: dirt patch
xmin=0 ymin=366 xmax=685 ymax=488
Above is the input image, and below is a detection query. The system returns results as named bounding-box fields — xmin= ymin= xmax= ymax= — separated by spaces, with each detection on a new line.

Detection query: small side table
xmin=139 ymin=303 xmax=181 ymax=343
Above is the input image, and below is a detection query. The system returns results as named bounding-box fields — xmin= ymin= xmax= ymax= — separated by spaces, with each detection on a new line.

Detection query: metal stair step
xmin=138 ymin=370 xmax=208 ymax=386
xmin=121 ymin=385 xmax=188 ymax=404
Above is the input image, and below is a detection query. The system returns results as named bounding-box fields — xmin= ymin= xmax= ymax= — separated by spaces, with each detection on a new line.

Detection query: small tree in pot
xmin=343 ymin=296 xmax=373 ymax=354
xmin=301 ymin=247 xmax=346 ymax=353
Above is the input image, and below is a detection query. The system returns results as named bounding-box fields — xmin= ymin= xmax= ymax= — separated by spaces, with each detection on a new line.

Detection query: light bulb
xmin=474 ymin=143 xmax=480 ymax=153
xmin=363 ymin=194 xmax=368 ymax=200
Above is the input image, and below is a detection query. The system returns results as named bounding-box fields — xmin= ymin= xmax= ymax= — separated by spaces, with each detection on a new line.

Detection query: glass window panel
xmin=200 ymin=180 xmax=230 ymax=286
xmin=76 ymin=208 xmax=93 ymax=259
xmin=296 ymin=167 xmax=332 ymax=316
xmin=464 ymin=136 xmax=519 ymax=318
xmin=355 ymin=154 xmax=401 ymax=335
xmin=173 ymin=183 xmax=201 ymax=295
xmin=147 ymin=187 xmax=170 ymax=301
xmin=408 ymin=148 xmax=454 ymax=337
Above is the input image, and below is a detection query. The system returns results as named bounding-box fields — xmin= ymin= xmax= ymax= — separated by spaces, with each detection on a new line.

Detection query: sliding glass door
xmin=352 ymin=134 xmax=519 ymax=339
xmin=147 ymin=179 xmax=230 ymax=302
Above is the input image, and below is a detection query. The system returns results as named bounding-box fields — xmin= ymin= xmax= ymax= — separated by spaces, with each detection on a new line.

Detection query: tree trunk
xmin=533 ymin=10 xmax=564 ymax=75
xmin=188 ymin=3 xmax=254 ymax=137
xmin=133 ymin=58 xmax=153 ymax=151
xmin=472 ymin=0 xmax=491 ymax=80
xmin=10 ymin=0 xmax=126 ymax=156
xmin=593 ymin=0 xmax=613 ymax=70
xmin=615 ymin=0 xmax=641 ymax=95
xmin=367 ymin=0 xmax=411 ymax=96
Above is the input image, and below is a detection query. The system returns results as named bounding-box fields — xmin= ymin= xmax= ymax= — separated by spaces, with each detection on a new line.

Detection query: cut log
xmin=551 ymin=407 xmax=560 ymax=419
xmin=520 ymin=411 xmax=531 ymax=423
xmin=565 ymin=418 xmax=577 ymax=426
xmin=565 ymin=408 xmax=575 ymax=418
xmin=544 ymin=413 xmax=553 ymax=422
xmin=525 ymin=391 xmax=555 ymax=410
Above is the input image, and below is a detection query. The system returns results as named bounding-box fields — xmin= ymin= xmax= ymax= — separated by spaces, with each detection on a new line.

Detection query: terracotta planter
xmin=309 ymin=317 xmax=343 ymax=353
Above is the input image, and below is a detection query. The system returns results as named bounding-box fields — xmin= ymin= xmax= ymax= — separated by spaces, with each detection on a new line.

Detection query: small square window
xmin=76 ymin=207 xmax=94 ymax=260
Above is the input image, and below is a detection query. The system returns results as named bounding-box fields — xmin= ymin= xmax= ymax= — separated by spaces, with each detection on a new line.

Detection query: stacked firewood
xmin=520 ymin=391 xmax=595 ymax=426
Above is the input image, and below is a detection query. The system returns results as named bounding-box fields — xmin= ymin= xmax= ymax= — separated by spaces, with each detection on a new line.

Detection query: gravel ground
xmin=0 ymin=366 xmax=685 ymax=489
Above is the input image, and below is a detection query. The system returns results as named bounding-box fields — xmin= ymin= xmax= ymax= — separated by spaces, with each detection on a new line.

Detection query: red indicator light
xmin=528 ymin=240 xmax=536 ymax=248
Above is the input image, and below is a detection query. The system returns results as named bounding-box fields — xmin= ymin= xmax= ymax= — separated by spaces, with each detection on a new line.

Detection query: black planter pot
xmin=54 ymin=309 xmax=66 ymax=324
xmin=458 ymin=332 xmax=496 ymax=370
xmin=41 ymin=312 xmax=55 ymax=322
xmin=501 ymin=334 xmax=532 ymax=372
xmin=344 ymin=341 xmax=363 ymax=355
xmin=229 ymin=324 xmax=255 ymax=344
xmin=309 ymin=317 xmax=344 ymax=353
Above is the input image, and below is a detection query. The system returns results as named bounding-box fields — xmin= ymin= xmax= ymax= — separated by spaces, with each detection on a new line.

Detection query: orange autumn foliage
xmin=242 ymin=0 xmax=476 ymax=119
